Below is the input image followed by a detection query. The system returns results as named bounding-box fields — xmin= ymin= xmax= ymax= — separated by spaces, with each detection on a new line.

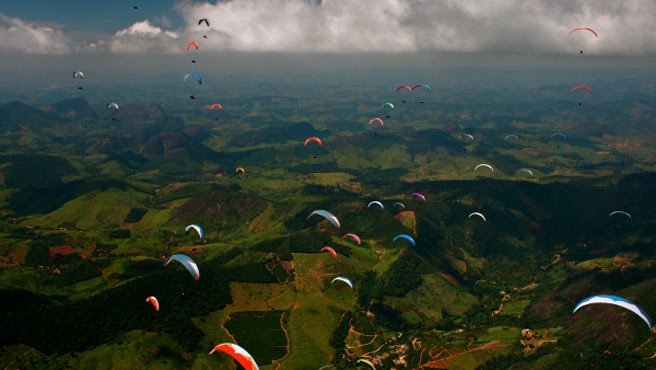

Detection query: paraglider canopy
xmin=198 ymin=18 xmax=210 ymax=27
xmin=369 ymin=117 xmax=384 ymax=126
xmin=474 ymin=163 xmax=494 ymax=172
xmin=235 ymin=166 xmax=246 ymax=174
xmin=106 ymin=102 xmax=119 ymax=112
xmin=550 ymin=132 xmax=567 ymax=140
xmin=569 ymin=85 xmax=593 ymax=94
xmin=609 ymin=210 xmax=632 ymax=220
xmin=186 ymin=41 xmax=199 ymax=51
xmin=321 ymin=246 xmax=338 ymax=260
xmin=568 ymin=27 xmax=598 ymax=37
xmin=460 ymin=133 xmax=474 ymax=141
xmin=411 ymin=84 xmax=432 ymax=92
xmin=396 ymin=85 xmax=412 ymax=93
xmin=183 ymin=72 xmax=202 ymax=85
xmin=185 ymin=224 xmax=204 ymax=240
xmin=341 ymin=233 xmax=361 ymax=245
xmin=468 ymin=212 xmax=487 ymax=222
xmin=164 ymin=254 xmax=200 ymax=281
xmin=504 ymin=134 xmax=519 ymax=141
xmin=209 ymin=343 xmax=259 ymax=370
xmin=393 ymin=234 xmax=416 ymax=247
xmin=331 ymin=276 xmax=353 ymax=289
xmin=208 ymin=103 xmax=223 ymax=110
xmin=367 ymin=201 xmax=384 ymax=209
xmin=356 ymin=358 xmax=377 ymax=369
xmin=518 ymin=168 xmax=534 ymax=176
xmin=411 ymin=192 xmax=426 ymax=202
xmin=393 ymin=202 xmax=405 ymax=209
xmin=304 ymin=136 xmax=322 ymax=147
xmin=307 ymin=210 xmax=341 ymax=229
xmin=73 ymin=71 xmax=84 ymax=79
xmin=145 ymin=296 xmax=159 ymax=311
xmin=573 ymin=295 xmax=652 ymax=331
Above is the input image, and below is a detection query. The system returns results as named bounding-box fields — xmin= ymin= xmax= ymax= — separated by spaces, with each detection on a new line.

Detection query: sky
xmin=0 ymin=0 xmax=654 ymax=94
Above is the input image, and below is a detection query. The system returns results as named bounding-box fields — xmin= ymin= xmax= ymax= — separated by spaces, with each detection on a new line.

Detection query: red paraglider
xmin=568 ymin=28 xmax=598 ymax=37
xmin=569 ymin=85 xmax=593 ymax=94
xmin=186 ymin=41 xmax=199 ymax=51
xmin=321 ymin=246 xmax=338 ymax=260
xmin=304 ymin=137 xmax=322 ymax=147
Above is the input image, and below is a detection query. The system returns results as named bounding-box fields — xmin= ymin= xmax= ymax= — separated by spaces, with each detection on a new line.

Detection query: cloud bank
xmin=0 ymin=13 xmax=72 ymax=54
xmin=176 ymin=0 xmax=656 ymax=55
xmin=3 ymin=0 xmax=656 ymax=55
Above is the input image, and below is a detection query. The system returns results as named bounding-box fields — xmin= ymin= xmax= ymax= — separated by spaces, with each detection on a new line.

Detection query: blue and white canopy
xmin=573 ymin=295 xmax=653 ymax=331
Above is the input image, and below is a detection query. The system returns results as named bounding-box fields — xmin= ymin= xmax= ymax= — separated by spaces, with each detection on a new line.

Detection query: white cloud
xmin=174 ymin=0 xmax=656 ymax=55
xmin=3 ymin=1 xmax=656 ymax=56
xmin=109 ymin=20 xmax=180 ymax=54
xmin=0 ymin=13 xmax=72 ymax=54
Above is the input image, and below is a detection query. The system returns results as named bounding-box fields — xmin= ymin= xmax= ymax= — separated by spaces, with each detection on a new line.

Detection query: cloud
xmin=109 ymin=20 xmax=180 ymax=54
xmin=0 ymin=13 xmax=72 ymax=54
xmin=3 ymin=1 xmax=656 ymax=56
xmin=174 ymin=0 xmax=656 ymax=55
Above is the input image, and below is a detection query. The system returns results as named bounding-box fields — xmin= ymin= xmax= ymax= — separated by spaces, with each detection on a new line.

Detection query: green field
xmin=1 ymin=76 xmax=656 ymax=369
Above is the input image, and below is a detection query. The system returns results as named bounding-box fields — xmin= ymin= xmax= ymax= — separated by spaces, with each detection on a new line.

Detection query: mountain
xmin=0 ymin=101 xmax=67 ymax=130
xmin=48 ymin=98 xmax=97 ymax=120
xmin=141 ymin=131 xmax=208 ymax=160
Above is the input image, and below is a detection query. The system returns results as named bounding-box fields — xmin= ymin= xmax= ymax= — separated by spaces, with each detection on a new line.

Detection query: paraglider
xmin=208 ymin=103 xmax=223 ymax=110
xmin=145 ymin=296 xmax=159 ymax=311
xmin=568 ymin=27 xmax=598 ymax=37
xmin=609 ymin=210 xmax=632 ymax=220
xmin=411 ymin=84 xmax=432 ymax=92
xmin=106 ymin=102 xmax=119 ymax=112
xmin=396 ymin=85 xmax=412 ymax=93
xmin=186 ymin=41 xmax=199 ymax=51
xmin=356 ymin=358 xmax=376 ymax=370
xmin=164 ymin=254 xmax=200 ymax=281
xmin=367 ymin=201 xmax=384 ymax=209
xmin=393 ymin=234 xmax=416 ymax=247
xmin=393 ymin=202 xmax=405 ymax=209
xmin=369 ymin=117 xmax=384 ymax=126
xmin=321 ymin=246 xmax=338 ymax=260
xmin=504 ymin=134 xmax=519 ymax=141
xmin=331 ymin=276 xmax=353 ymax=289
xmin=411 ymin=192 xmax=426 ymax=202
xmin=198 ymin=18 xmax=210 ymax=27
xmin=185 ymin=224 xmax=204 ymax=240
xmin=341 ymin=233 xmax=361 ymax=245
xmin=518 ymin=168 xmax=534 ymax=176
xmin=307 ymin=210 xmax=341 ymax=229
xmin=183 ymin=72 xmax=202 ymax=85
xmin=304 ymin=136 xmax=322 ymax=147
xmin=573 ymin=295 xmax=652 ymax=331
xmin=569 ymin=85 xmax=593 ymax=94
xmin=468 ymin=212 xmax=487 ymax=222
xmin=568 ymin=28 xmax=597 ymax=54
xmin=73 ymin=71 xmax=84 ymax=89
xmin=209 ymin=343 xmax=259 ymax=370
xmin=381 ymin=102 xmax=394 ymax=118
xmin=461 ymin=133 xmax=475 ymax=141
xmin=235 ymin=166 xmax=246 ymax=174
xmin=550 ymin=132 xmax=567 ymax=140
xmin=570 ymin=85 xmax=593 ymax=105
xmin=411 ymin=84 xmax=431 ymax=103
xmin=474 ymin=163 xmax=494 ymax=172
